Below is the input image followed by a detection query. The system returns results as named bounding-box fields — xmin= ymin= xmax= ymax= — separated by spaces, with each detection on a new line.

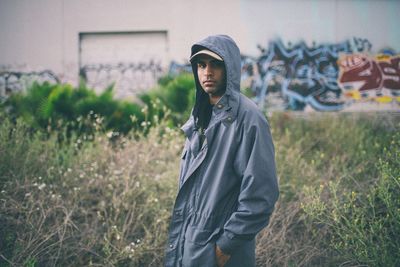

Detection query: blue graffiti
xmin=242 ymin=37 xmax=372 ymax=111
xmin=167 ymin=37 xmax=374 ymax=111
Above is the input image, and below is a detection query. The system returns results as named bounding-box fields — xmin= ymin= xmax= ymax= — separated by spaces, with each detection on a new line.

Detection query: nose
xmin=204 ymin=65 xmax=213 ymax=77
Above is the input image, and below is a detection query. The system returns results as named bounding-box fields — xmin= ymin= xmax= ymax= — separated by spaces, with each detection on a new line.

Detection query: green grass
xmin=0 ymin=111 xmax=399 ymax=266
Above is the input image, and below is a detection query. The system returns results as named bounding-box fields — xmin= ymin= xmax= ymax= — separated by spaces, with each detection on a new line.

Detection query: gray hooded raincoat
xmin=165 ymin=35 xmax=279 ymax=267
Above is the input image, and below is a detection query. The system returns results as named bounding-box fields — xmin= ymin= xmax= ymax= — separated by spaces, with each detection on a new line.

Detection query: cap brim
xmin=190 ymin=49 xmax=223 ymax=62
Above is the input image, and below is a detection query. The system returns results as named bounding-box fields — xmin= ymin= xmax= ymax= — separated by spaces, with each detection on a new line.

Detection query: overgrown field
xmin=0 ymin=111 xmax=399 ymax=267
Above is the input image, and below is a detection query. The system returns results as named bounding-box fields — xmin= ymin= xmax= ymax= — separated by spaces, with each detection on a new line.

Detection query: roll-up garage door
xmin=79 ymin=31 xmax=168 ymax=98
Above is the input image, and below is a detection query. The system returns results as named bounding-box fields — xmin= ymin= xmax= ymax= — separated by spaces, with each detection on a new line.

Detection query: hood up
xmin=190 ymin=35 xmax=241 ymax=130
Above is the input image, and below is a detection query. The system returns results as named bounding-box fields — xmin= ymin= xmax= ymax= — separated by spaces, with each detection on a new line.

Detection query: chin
xmin=203 ymin=88 xmax=217 ymax=94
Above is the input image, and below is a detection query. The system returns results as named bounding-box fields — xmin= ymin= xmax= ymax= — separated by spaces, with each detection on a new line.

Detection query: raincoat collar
xmin=181 ymin=116 xmax=195 ymax=138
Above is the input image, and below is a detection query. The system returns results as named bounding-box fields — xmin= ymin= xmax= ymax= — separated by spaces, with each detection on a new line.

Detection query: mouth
xmin=203 ymin=81 xmax=216 ymax=86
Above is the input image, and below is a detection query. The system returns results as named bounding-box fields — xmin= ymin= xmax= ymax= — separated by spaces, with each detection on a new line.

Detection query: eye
xmin=197 ymin=62 xmax=206 ymax=69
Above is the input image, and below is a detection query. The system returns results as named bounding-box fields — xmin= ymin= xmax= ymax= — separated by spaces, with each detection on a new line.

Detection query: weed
xmin=1 ymin=110 xmax=399 ymax=266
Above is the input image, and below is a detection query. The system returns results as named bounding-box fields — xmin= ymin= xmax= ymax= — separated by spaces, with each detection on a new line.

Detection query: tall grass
xmin=0 ymin=115 xmax=181 ymax=266
xmin=1 ymin=112 xmax=399 ymax=266
xmin=256 ymin=112 xmax=399 ymax=267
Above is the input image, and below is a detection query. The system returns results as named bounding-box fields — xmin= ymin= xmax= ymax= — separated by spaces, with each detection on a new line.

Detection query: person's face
xmin=196 ymin=54 xmax=226 ymax=100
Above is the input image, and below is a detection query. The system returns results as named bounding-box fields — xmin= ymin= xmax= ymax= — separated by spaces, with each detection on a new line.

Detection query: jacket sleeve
xmin=216 ymin=115 xmax=279 ymax=255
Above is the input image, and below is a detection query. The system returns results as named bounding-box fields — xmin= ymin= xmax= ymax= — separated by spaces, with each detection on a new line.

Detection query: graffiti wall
xmin=338 ymin=54 xmax=400 ymax=103
xmin=0 ymin=70 xmax=60 ymax=99
xmin=240 ymin=37 xmax=399 ymax=111
xmin=79 ymin=61 xmax=163 ymax=98
xmin=1 ymin=37 xmax=399 ymax=112
xmin=0 ymin=62 xmax=163 ymax=100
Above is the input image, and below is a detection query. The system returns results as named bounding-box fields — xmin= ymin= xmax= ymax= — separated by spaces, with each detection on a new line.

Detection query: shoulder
xmin=237 ymin=94 xmax=269 ymax=127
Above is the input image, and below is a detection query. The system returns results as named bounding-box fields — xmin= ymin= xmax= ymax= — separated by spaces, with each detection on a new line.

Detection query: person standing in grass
xmin=165 ymin=35 xmax=279 ymax=267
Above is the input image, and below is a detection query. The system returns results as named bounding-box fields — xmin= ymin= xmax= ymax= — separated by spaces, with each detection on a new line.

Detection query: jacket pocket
xmin=182 ymin=227 xmax=221 ymax=267
xmin=186 ymin=227 xmax=221 ymax=245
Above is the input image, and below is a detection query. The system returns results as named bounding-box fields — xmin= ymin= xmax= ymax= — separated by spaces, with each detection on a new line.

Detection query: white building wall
xmin=240 ymin=0 xmax=400 ymax=55
xmin=1 ymin=0 xmax=399 ymax=85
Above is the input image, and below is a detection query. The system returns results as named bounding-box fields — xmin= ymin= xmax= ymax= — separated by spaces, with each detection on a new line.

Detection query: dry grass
xmin=1 ymin=120 xmax=182 ymax=266
xmin=254 ymin=112 xmax=399 ymax=267
xmin=1 ymin=112 xmax=399 ymax=266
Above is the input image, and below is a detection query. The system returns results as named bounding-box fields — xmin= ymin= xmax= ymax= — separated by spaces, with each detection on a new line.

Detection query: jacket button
xmin=169 ymin=244 xmax=174 ymax=249
xmin=217 ymin=104 xmax=223 ymax=109
xmin=227 ymin=117 xmax=232 ymax=122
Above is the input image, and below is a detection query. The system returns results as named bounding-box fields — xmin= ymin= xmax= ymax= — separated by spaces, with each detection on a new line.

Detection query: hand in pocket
xmin=215 ymin=245 xmax=230 ymax=267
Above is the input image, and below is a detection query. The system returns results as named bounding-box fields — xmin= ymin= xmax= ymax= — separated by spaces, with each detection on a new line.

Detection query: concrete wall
xmin=1 ymin=0 xmax=399 ymax=85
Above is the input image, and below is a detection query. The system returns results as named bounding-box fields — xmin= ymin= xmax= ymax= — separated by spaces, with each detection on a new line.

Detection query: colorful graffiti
xmin=241 ymin=37 xmax=399 ymax=111
xmin=2 ymin=37 xmax=399 ymax=112
xmin=169 ymin=37 xmax=399 ymax=111
xmin=338 ymin=54 xmax=400 ymax=103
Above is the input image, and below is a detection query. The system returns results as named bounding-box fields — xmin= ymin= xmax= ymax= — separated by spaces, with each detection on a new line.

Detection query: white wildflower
xmin=38 ymin=183 xmax=46 ymax=190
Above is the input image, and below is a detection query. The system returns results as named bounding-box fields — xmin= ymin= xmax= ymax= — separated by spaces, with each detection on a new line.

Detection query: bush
xmin=1 ymin=74 xmax=196 ymax=137
xmin=1 ymin=81 xmax=146 ymax=137
xmin=139 ymin=74 xmax=195 ymax=126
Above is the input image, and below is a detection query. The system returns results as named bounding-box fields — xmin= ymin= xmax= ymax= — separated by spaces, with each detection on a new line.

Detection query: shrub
xmin=3 ymin=81 xmax=55 ymax=128
xmin=1 ymin=74 xmax=196 ymax=137
xmin=139 ymin=73 xmax=195 ymax=126
xmin=1 ymin=82 xmax=145 ymax=137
